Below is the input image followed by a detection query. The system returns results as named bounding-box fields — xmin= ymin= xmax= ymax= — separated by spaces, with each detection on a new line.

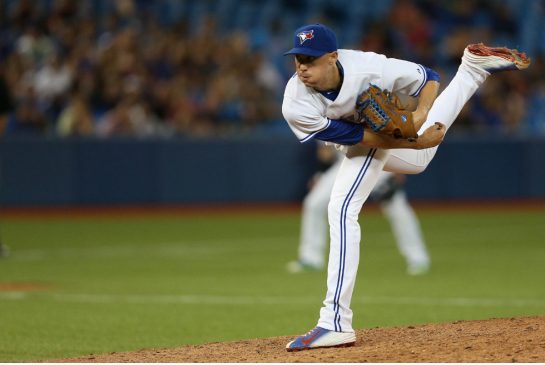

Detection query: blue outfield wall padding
xmin=405 ymin=139 xmax=525 ymax=200
xmin=0 ymin=137 xmax=77 ymax=205
xmin=75 ymin=139 xmax=161 ymax=204
xmin=0 ymin=136 xmax=544 ymax=207
xmin=404 ymin=136 xmax=545 ymax=200
xmin=157 ymin=136 xmax=317 ymax=204
xmin=524 ymin=139 xmax=545 ymax=197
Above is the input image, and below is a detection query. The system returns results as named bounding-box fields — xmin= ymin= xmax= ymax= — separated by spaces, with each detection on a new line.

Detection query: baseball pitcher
xmin=282 ymin=23 xmax=530 ymax=351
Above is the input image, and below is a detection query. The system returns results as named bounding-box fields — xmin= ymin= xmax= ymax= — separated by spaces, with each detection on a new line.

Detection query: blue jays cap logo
xmin=284 ymin=24 xmax=337 ymax=57
xmin=297 ymin=30 xmax=314 ymax=44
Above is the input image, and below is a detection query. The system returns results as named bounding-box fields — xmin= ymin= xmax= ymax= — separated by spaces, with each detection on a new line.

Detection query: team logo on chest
xmin=297 ymin=30 xmax=314 ymax=44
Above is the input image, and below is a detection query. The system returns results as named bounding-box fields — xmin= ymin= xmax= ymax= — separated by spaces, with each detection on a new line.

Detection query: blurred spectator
xmin=33 ymin=53 xmax=73 ymax=122
xmin=96 ymin=93 xmax=161 ymax=138
xmin=4 ymin=97 xmax=47 ymax=136
xmin=34 ymin=54 xmax=72 ymax=102
xmin=387 ymin=0 xmax=434 ymax=63
xmin=359 ymin=21 xmax=395 ymax=56
xmin=0 ymin=71 xmax=14 ymax=135
xmin=56 ymin=92 xmax=94 ymax=137
xmin=15 ymin=23 xmax=55 ymax=66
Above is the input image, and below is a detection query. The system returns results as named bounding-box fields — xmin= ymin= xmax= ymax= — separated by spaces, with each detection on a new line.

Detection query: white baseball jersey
xmin=282 ymin=49 xmax=429 ymax=144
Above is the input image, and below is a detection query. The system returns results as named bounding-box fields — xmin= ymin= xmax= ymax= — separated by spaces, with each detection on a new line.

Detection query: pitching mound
xmin=52 ymin=316 xmax=544 ymax=362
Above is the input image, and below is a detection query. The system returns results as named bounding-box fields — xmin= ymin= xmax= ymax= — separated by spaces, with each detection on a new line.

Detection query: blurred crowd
xmin=0 ymin=0 xmax=284 ymax=138
xmin=0 ymin=0 xmax=544 ymax=139
xmin=356 ymin=0 xmax=545 ymax=136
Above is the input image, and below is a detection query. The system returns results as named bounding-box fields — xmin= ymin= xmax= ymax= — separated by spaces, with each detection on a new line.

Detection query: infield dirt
xmin=50 ymin=315 xmax=545 ymax=362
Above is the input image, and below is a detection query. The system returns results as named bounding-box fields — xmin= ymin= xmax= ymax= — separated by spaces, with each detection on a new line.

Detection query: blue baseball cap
xmin=284 ymin=24 xmax=338 ymax=57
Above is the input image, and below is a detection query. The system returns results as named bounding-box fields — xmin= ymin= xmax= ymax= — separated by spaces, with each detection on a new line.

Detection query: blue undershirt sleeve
xmin=412 ymin=65 xmax=440 ymax=96
xmin=424 ymin=66 xmax=440 ymax=82
xmin=312 ymin=119 xmax=364 ymax=145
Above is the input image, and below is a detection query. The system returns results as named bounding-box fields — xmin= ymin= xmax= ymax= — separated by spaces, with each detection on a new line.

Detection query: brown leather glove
xmin=355 ymin=84 xmax=418 ymax=140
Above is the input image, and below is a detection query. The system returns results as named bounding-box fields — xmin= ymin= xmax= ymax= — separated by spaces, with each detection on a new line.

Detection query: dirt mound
xmin=51 ymin=316 xmax=545 ymax=363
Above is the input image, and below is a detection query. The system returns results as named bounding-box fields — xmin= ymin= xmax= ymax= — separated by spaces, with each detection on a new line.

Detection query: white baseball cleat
xmin=462 ymin=43 xmax=531 ymax=74
xmin=407 ymin=262 xmax=430 ymax=276
xmin=286 ymin=260 xmax=322 ymax=273
xmin=286 ymin=326 xmax=356 ymax=352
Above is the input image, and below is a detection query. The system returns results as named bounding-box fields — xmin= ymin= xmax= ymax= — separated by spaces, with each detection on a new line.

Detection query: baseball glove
xmin=355 ymin=84 xmax=417 ymax=140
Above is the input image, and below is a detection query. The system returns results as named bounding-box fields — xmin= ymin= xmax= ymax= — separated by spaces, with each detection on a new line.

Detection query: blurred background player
xmin=287 ymin=143 xmax=430 ymax=276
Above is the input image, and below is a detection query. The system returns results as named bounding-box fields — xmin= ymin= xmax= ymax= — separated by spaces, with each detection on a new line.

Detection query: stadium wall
xmin=0 ymin=136 xmax=544 ymax=206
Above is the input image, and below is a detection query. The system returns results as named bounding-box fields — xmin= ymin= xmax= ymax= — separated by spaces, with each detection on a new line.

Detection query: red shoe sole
xmin=467 ymin=43 xmax=531 ymax=69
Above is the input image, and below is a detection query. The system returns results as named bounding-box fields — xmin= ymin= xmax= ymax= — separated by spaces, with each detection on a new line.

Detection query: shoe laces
xmin=303 ymin=327 xmax=322 ymax=338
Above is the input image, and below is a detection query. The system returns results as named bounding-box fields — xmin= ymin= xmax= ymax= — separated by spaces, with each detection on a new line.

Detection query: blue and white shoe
xmin=286 ymin=326 xmax=356 ymax=352
xmin=463 ymin=43 xmax=531 ymax=74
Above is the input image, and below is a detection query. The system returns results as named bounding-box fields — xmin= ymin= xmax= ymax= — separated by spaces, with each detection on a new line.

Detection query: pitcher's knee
xmin=411 ymin=165 xmax=427 ymax=174
xmin=385 ymin=147 xmax=438 ymax=174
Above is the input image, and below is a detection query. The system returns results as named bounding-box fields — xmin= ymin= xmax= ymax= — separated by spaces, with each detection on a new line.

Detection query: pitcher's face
xmin=294 ymin=52 xmax=338 ymax=91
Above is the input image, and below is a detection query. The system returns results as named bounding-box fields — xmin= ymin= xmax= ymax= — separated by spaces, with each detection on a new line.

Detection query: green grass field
xmin=0 ymin=206 xmax=544 ymax=361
